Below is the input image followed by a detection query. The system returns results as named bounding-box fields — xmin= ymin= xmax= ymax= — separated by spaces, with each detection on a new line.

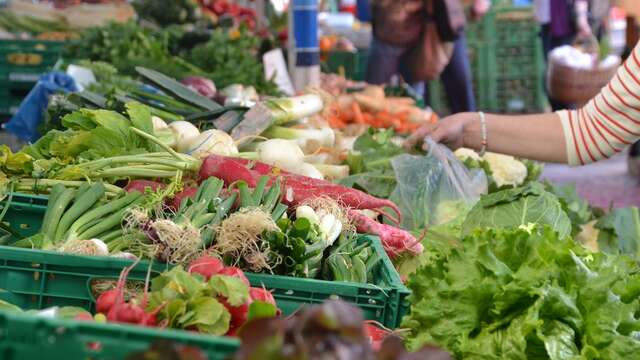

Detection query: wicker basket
xmin=547 ymin=37 xmax=620 ymax=105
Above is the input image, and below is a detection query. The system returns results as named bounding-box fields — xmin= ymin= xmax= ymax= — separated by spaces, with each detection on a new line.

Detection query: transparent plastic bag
xmin=390 ymin=138 xmax=487 ymax=230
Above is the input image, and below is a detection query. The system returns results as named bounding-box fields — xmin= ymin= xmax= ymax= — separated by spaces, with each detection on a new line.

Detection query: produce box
xmin=323 ymin=50 xmax=369 ymax=82
xmin=0 ymin=193 xmax=410 ymax=328
xmin=0 ymin=39 xmax=65 ymax=91
xmin=0 ymin=309 xmax=239 ymax=360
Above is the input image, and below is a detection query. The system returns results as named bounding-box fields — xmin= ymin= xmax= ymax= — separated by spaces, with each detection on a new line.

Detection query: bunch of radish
xmin=188 ymin=255 xmax=278 ymax=335
xmin=95 ymin=262 xmax=163 ymax=327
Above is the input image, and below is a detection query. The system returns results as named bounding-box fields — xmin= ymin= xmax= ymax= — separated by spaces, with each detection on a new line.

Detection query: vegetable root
xmin=214 ymin=208 xmax=277 ymax=272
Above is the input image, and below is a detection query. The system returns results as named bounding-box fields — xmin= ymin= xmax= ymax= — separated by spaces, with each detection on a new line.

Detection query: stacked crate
xmin=0 ymin=39 xmax=64 ymax=119
xmin=430 ymin=6 xmax=547 ymax=115
xmin=491 ymin=7 xmax=546 ymax=113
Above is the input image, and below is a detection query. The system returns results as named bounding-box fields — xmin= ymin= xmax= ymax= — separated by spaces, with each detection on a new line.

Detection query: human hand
xmin=471 ymin=0 xmax=491 ymax=21
xmin=403 ymin=112 xmax=475 ymax=151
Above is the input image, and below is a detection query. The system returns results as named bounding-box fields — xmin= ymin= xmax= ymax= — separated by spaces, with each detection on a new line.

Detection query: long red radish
xmin=125 ymin=180 xmax=166 ymax=193
xmin=168 ymin=186 xmax=198 ymax=210
xmin=96 ymin=289 xmax=119 ymax=314
xmin=198 ymin=155 xmax=402 ymax=223
xmin=348 ymin=209 xmax=423 ymax=258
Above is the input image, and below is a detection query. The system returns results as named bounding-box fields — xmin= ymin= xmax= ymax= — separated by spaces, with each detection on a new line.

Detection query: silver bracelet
xmin=478 ymin=112 xmax=488 ymax=156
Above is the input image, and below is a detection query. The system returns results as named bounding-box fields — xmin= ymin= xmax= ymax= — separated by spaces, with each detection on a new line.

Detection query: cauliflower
xmin=482 ymin=152 xmax=528 ymax=188
xmin=454 ymin=148 xmax=482 ymax=162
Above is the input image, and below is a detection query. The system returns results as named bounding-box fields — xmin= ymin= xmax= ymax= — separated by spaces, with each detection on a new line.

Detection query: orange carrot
xmin=352 ymin=102 xmax=365 ymax=124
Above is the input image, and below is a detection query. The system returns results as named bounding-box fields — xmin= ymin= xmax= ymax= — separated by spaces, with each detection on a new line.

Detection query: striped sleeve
xmin=558 ymin=41 xmax=640 ymax=165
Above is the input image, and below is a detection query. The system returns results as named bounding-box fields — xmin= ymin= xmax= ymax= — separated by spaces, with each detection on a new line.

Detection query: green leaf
xmin=125 ymin=101 xmax=154 ymax=136
xmin=1 ymin=146 xmax=34 ymax=175
xmin=164 ymin=299 xmax=187 ymax=327
xmin=61 ymin=111 xmax=96 ymax=130
xmin=462 ymin=183 xmax=572 ymax=239
xmin=247 ymin=301 xmax=278 ymax=321
xmin=136 ymin=67 xmax=220 ymax=111
xmin=595 ymin=207 xmax=640 ymax=258
xmin=209 ymin=275 xmax=249 ymax=307
xmin=185 ymin=297 xmax=230 ymax=335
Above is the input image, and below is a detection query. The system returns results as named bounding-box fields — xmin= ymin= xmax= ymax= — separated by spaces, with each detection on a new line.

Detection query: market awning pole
xmin=289 ymin=0 xmax=320 ymax=92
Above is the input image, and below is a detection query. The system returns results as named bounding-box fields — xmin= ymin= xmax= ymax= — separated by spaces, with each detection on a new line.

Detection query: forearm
xmin=462 ymin=112 xmax=568 ymax=163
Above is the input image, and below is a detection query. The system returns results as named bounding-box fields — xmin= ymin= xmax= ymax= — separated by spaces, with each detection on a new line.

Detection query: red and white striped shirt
xmin=558 ymin=41 xmax=640 ymax=165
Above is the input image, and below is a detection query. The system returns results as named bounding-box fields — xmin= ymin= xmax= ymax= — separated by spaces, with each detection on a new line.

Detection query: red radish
xmin=96 ymin=288 xmax=119 ymax=314
xmin=75 ymin=313 xmax=94 ymax=321
xmin=169 ymin=186 xmax=198 ymax=210
xmin=217 ymin=266 xmax=250 ymax=287
xmin=348 ymin=209 xmax=423 ymax=258
xmin=125 ymin=180 xmax=166 ymax=193
xmin=198 ymin=155 xmax=402 ymax=223
xmin=188 ymin=255 xmax=224 ymax=280
xmin=117 ymin=302 xmax=145 ymax=324
xmin=249 ymin=287 xmax=276 ymax=306
xmin=219 ymin=297 xmax=250 ymax=328
xmin=364 ymin=321 xmax=392 ymax=351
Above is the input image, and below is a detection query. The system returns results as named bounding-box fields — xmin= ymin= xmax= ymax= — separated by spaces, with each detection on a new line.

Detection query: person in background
xmin=366 ymin=0 xmax=489 ymax=114
xmin=534 ymin=0 xmax=593 ymax=111
xmin=405 ymin=41 xmax=640 ymax=177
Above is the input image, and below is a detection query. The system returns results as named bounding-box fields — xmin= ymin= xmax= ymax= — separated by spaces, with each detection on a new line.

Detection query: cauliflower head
xmin=482 ymin=152 xmax=528 ymax=188
xmin=454 ymin=148 xmax=482 ymax=162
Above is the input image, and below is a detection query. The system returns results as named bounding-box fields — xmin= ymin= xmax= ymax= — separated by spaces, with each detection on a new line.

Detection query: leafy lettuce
xmin=462 ymin=182 xmax=572 ymax=239
xmin=403 ymin=226 xmax=640 ymax=359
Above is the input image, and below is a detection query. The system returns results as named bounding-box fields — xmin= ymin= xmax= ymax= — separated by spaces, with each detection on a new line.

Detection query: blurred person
xmin=405 ymin=41 xmax=640 ymax=177
xmin=535 ymin=0 xmax=593 ymax=111
xmin=366 ymin=0 xmax=490 ymax=114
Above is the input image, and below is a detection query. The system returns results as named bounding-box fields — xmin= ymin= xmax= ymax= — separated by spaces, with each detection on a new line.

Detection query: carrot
xmin=362 ymin=112 xmax=375 ymax=126
xmin=352 ymin=102 xmax=365 ymax=124
xmin=353 ymin=93 xmax=386 ymax=112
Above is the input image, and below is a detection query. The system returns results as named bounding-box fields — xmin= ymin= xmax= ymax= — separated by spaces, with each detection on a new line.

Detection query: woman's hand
xmin=404 ymin=112 xmax=476 ymax=151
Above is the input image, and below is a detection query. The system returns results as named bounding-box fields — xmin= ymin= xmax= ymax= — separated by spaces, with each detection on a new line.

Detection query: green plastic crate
xmin=0 ymin=309 xmax=239 ymax=360
xmin=323 ymin=50 xmax=369 ymax=81
xmin=0 ymin=39 xmax=64 ymax=91
xmin=0 ymin=193 xmax=410 ymax=328
xmin=0 ymin=193 xmax=48 ymax=241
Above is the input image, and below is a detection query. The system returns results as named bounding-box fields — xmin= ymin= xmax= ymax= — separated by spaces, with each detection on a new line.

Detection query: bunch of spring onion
xmin=118 ymin=177 xmax=239 ymax=264
xmin=13 ymin=182 xmax=146 ymax=257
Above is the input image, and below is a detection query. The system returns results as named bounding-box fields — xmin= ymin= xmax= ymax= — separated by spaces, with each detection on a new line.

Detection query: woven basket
xmin=547 ymin=36 xmax=620 ymax=105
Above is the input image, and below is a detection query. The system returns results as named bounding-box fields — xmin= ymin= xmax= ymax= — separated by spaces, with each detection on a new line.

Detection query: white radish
xmin=296 ymin=205 xmax=320 ymax=225
xmin=151 ymin=116 xmax=168 ymax=131
xmin=185 ymin=129 xmax=238 ymax=158
xmin=169 ymin=121 xmax=201 ymax=152
xmin=298 ymin=163 xmax=324 ymax=179
xmin=256 ymin=139 xmax=306 ymax=172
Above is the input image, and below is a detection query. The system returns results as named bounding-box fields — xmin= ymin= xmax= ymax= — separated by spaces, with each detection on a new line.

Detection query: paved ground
xmin=542 ymin=154 xmax=640 ymax=209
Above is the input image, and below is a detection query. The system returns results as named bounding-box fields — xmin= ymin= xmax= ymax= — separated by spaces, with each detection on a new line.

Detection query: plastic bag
xmin=3 ymin=72 xmax=78 ymax=143
xmin=390 ymin=138 xmax=487 ymax=231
